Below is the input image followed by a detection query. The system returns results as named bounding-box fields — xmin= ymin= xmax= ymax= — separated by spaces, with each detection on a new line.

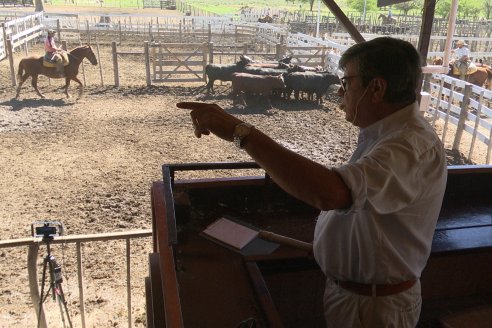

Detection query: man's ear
xmin=370 ymin=78 xmax=387 ymax=103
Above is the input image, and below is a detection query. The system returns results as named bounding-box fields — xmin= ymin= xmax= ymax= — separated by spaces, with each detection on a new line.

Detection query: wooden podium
xmin=146 ymin=163 xmax=492 ymax=328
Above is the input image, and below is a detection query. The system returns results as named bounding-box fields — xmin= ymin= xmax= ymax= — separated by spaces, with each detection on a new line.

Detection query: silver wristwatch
xmin=233 ymin=123 xmax=253 ymax=149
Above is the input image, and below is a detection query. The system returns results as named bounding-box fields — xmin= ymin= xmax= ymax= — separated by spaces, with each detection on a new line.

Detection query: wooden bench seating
xmin=439 ymin=305 xmax=492 ymax=327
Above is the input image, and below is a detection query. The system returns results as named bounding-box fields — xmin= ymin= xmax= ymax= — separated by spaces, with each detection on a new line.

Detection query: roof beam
xmin=321 ymin=0 xmax=365 ymax=43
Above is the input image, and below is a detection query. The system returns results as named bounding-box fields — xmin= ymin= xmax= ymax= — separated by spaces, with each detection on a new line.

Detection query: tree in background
xmin=296 ymin=0 xmax=316 ymax=12
xmin=394 ymin=0 xmax=422 ymax=16
xmin=485 ymin=0 xmax=492 ymax=19
xmin=346 ymin=0 xmax=378 ymax=13
xmin=436 ymin=0 xmax=480 ymax=19
xmin=35 ymin=0 xmax=44 ymax=11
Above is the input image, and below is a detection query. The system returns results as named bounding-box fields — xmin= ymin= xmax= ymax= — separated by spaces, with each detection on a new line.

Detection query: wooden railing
xmin=0 ymin=229 xmax=152 ymax=328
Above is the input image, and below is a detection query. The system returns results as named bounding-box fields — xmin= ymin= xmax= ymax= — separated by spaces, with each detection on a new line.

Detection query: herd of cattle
xmin=204 ymin=55 xmax=340 ymax=108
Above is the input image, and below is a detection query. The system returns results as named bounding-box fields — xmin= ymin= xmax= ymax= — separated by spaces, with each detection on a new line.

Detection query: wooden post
xmin=207 ymin=23 xmax=211 ymax=43
xmin=453 ymin=83 xmax=472 ymax=151
xmin=56 ymin=19 xmax=61 ymax=41
xmin=179 ymin=22 xmax=182 ymax=43
xmin=95 ymin=40 xmax=104 ymax=86
xmin=422 ymin=73 xmax=431 ymax=93
xmin=118 ymin=21 xmax=122 ymax=45
xmin=76 ymin=242 xmax=86 ymax=328
xmin=144 ymin=41 xmax=151 ymax=86
xmin=275 ymin=43 xmax=281 ymax=60
xmin=202 ymin=43 xmax=207 ymax=81
xmin=7 ymin=37 xmax=16 ymax=86
xmin=419 ymin=91 xmax=431 ymax=116
xmin=23 ymin=20 xmax=28 ymax=56
xmin=243 ymin=44 xmax=247 ymax=55
xmin=468 ymin=91 xmax=484 ymax=160
xmin=28 ymin=243 xmax=47 ymax=328
xmin=85 ymin=20 xmax=90 ymax=44
xmin=112 ymin=41 xmax=119 ymax=87
xmin=126 ymin=238 xmax=132 ymax=328
xmin=487 ymin=124 xmax=492 ymax=164
xmin=442 ymin=80 xmax=456 ymax=145
xmin=78 ymin=37 xmax=87 ymax=86
xmin=2 ymin=22 xmax=7 ymax=59
xmin=208 ymin=42 xmax=213 ymax=64
xmin=321 ymin=47 xmax=326 ymax=68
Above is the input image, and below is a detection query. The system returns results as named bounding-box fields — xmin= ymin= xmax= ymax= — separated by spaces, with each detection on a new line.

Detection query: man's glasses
xmin=339 ymin=75 xmax=359 ymax=92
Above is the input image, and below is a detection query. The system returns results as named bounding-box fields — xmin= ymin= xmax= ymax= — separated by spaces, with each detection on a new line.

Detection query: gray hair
xmin=339 ymin=37 xmax=422 ymax=104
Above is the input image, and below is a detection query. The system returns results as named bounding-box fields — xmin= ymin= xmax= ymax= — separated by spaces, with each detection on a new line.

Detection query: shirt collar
xmin=357 ymin=101 xmax=419 ymax=145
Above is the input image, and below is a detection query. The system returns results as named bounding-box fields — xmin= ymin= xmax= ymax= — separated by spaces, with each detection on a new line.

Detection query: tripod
xmin=37 ymin=235 xmax=73 ymax=328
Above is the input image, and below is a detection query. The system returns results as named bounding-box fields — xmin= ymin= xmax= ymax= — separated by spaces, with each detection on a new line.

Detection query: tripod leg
xmin=37 ymin=257 xmax=50 ymax=328
xmin=56 ymin=284 xmax=73 ymax=328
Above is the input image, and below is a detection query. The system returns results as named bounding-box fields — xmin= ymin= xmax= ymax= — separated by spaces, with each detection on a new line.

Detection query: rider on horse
xmin=450 ymin=40 xmax=475 ymax=80
xmin=44 ymin=29 xmax=65 ymax=76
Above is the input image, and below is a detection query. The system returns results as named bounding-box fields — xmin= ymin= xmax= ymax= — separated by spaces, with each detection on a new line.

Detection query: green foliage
xmin=394 ymin=0 xmax=422 ymax=16
xmin=45 ymin=0 xmax=488 ymax=19
xmin=346 ymin=0 xmax=377 ymax=13
xmin=435 ymin=0 xmax=480 ymax=19
xmin=50 ymin=0 xmax=140 ymax=7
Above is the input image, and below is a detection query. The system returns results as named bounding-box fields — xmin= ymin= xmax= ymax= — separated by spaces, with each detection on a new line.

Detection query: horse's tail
xmin=17 ymin=59 xmax=25 ymax=79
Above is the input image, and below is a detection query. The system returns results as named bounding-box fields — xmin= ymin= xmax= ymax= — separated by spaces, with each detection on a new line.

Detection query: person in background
xmin=44 ymin=29 xmax=64 ymax=76
xmin=451 ymin=40 xmax=473 ymax=80
xmin=177 ymin=37 xmax=447 ymax=328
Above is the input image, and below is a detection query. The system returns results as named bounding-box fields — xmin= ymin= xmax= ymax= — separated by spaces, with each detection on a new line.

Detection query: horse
xmin=378 ymin=13 xmax=396 ymax=25
xmin=15 ymin=45 xmax=98 ymax=99
xmin=258 ymin=15 xmax=273 ymax=23
xmin=432 ymin=57 xmax=492 ymax=90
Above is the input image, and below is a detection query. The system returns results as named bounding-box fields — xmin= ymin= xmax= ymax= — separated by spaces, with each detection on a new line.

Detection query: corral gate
xmin=283 ymin=45 xmax=328 ymax=68
xmin=149 ymin=42 xmax=207 ymax=83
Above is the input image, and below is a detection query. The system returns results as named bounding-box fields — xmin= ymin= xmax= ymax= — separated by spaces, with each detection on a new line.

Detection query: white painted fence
xmin=427 ymin=74 xmax=492 ymax=163
xmin=0 ymin=11 xmax=44 ymax=61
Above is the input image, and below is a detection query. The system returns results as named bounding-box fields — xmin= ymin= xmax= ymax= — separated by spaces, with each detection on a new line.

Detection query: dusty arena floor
xmin=0 ymin=5 xmax=479 ymax=328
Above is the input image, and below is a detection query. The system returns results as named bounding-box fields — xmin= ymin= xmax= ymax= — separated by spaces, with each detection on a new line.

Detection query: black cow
xmin=205 ymin=55 xmax=252 ymax=94
xmin=283 ymin=72 xmax=339 ymax=104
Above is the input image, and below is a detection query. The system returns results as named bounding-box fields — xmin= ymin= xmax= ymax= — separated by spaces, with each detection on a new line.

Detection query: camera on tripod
xmin=31 ymin=221 xmax=64 ymax=239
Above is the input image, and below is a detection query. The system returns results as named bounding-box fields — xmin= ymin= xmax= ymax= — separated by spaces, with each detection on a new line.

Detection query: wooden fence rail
xmin=426 ymin=74 xmax=492 ymax=164
xmin=0 ymin=229 xmax=152 ymax=328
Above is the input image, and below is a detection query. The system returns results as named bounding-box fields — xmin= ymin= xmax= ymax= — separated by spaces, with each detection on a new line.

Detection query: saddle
xmin=43 ymin=52 xmax=69 ymax=68
xmin=452 ymin=61 xmax=477 ymax=76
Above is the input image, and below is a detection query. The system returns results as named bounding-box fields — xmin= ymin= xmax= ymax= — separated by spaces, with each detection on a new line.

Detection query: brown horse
xmin=432 ymin=57 xmax=492 ymax=90
xmin=15 ymin=45 xmax=98 ymax=99
xmin=378 ymin=13 xmax=396 ymax=25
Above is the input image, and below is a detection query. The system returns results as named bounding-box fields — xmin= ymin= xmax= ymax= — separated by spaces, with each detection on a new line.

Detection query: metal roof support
xmin=443 ymin=0 xmax=459 ymax=66
xmin=321 ymin=0 xmax=365 ymax=43
xmin=418 ymin=0 xmax=436 ymax=64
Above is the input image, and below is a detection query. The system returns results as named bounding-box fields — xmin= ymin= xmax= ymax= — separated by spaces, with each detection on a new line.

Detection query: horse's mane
xmin=70 ymin=45 xmax=90 ymax=53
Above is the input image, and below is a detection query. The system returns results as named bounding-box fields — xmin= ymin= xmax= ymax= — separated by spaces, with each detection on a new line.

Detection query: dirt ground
xmin=0 ymin=5 xmax=481 ymax=328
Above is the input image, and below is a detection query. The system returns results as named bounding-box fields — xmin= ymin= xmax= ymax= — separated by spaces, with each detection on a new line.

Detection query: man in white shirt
xmin=177 ymin=37 xmax=448 ymax=328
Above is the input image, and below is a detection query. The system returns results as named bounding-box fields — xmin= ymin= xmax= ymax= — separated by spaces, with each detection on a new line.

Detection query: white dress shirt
xmin=313 ymin=102 xmax=447 ymax=284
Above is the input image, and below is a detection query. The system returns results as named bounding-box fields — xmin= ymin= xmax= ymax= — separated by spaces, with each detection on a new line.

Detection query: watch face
xmin=235 ymin=123 xmax=252 ymax=137
xmin=236 ymin=125 xmax=249 ymax=135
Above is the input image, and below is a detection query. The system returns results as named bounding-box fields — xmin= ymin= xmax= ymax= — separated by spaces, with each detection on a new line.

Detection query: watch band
xmin=233 ymin=123 xmax=253 ymax=149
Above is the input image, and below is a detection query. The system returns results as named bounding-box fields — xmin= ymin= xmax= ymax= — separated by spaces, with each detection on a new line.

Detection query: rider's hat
xmin=456 ymin=40 xmax=466 ymax=46
xmin=47 ymin=29 xmax=56 ymax=35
